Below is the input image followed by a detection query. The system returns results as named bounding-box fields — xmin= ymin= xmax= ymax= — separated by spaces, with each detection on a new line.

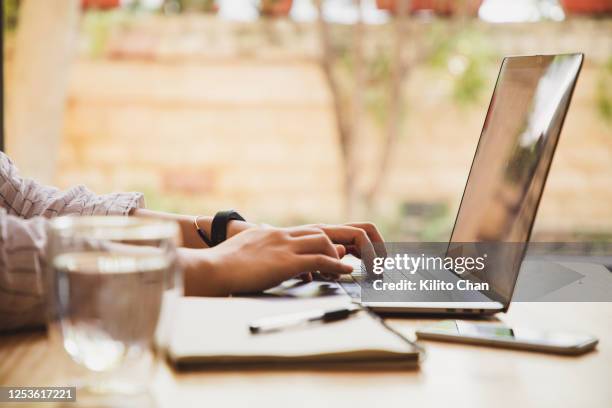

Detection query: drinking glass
xmin=46 ymin=216 xmax=181 ymax=397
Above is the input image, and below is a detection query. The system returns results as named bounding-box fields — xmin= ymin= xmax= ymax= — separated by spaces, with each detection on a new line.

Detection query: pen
xmin=249 ymin=304 xmax=361 ymax=334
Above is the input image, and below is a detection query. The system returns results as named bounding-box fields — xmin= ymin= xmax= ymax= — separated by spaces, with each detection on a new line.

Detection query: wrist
xmin=178 ymin=247 xmax=232 ymax=296
xmin=227 ymin=220 xmax=258 ymax=238
xmin=192 ymin=212 xmax=254 ymax=248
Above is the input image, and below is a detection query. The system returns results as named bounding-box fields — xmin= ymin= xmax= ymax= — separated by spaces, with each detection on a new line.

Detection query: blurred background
xmin=3 ymin=0 xmax=611 ymax=241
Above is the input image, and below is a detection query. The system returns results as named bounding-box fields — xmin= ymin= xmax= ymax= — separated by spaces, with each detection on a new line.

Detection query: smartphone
xmin=416 ymin=320 xmax=598 ymax=355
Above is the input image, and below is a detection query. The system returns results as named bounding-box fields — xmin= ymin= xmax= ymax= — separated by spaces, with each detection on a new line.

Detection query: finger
xmin=286 ymin=227 xmax=324 ymax=238
xmin=343 ymin=244 xmax=359 ymax=256
xmin=345 ymin=222 xmax=384 ymax=243
xmin=293 ymin=234 xmax=338 ymax=258
xmin=345 ymin=222 xmax=386 ymax=257
xmin=290 ymin=229 xmax=349 ymax=258
xmin=299 ymin=272 xmax=313 ymax=282
xmin=319 ymin=272 xmax=341 ymax=281
xmin=299 ymin=254 xmax=353 ymax=275
xmin=315 ymin=225 xmax=377 ymax=272
xmin=315 ymin=225 xmax=370 ymax=251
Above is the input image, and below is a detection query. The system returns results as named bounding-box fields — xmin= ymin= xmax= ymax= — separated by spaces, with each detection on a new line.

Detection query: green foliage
xmin=330 ymin=21 xmax=497 ymax=141
xmin=171 ymin=0 xmax=218 ymax=13
xmin=326 ymin=24 xmax=398 ymax=129
xmin=596 ymin=57 xmax=612 ymax=125
xmin=3 ymin=0 xmax=20 ymax=33
xmin=81 ymin=10 xmax=131 ymax=58
xmin=419 ymin=211 xmax=454 ymax=241
xmin=428 ymin=25 xmax=497 ymax=106
xmin=334 ymin=31 xmax=402 ymax=130
xmin=452 ymin=54 xmax=487 ymax=104
xmin=364 ymin=46 xmax=393 ymax=127
xmin=376 ymin=201 xmax=453 ymax=241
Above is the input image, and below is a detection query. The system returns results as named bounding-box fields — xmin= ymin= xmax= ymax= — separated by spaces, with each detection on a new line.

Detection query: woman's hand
xmin=180 ymin=226 xmax=354 ymax=296
xmin=180 ymin=222 xmax=386 ymax=296
xmin=225 ymin=221 xmax=385 ymax=284
xmin=229 ymin=222 xmax=385 ymax=258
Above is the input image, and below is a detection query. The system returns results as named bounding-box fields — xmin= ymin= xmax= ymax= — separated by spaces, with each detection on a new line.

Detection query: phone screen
xmin=424 ymin=320 xmax=595 ymax=348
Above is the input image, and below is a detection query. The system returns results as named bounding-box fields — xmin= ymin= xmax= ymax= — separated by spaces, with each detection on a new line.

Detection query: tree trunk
xmin=6 ymin=0 xmax=80 ymax=183
xmin=350 ymin=0 xmax=366 ymax=217
xmin=364 ymin=0 xmax=409 ymax=213
xmin=315 ymin=0 xmax=358 ymax=219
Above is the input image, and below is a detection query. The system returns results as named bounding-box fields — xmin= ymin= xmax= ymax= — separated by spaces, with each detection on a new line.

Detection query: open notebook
xmin=166 ymin=294 xmax=420 ymax=368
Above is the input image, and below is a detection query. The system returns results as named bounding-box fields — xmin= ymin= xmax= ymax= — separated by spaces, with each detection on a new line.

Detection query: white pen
xmin=248 ymin=304 xmax=361 ymax=334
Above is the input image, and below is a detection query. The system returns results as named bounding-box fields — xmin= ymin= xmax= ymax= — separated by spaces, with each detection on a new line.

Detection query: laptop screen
xmin=447 ymin=54 xmax=583 ymax=305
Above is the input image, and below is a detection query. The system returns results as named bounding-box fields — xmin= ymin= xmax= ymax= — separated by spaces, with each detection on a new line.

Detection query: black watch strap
xmin=210 ymin=210 xmax=245 ymax=247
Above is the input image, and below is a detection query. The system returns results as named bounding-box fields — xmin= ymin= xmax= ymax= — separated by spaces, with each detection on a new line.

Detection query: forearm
xmin=131 ymin=208 xmax=257 ymax=249
xmin=131 ymin=208 xmax=209 ymax=248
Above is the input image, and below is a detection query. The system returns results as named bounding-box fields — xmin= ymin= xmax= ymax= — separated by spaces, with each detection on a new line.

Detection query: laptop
xmin=340 ymin=53 xmax=584 ymax=315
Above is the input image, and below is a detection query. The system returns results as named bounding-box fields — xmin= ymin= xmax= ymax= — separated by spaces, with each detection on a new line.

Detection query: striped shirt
xmin=0 ymin=151 xmax=144 ymax=332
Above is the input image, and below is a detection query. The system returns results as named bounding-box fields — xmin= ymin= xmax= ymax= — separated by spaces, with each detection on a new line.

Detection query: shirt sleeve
xmin=0 ymin=211 xmax=48 ymax=332
xmin=0 ymin=152 xmax=145 ymax=332
xmin=0 ymin=152 xmax=144 ymax=219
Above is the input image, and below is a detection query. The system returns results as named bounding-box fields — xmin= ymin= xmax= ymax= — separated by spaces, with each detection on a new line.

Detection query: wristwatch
xmin=194 ymin=210 xmax=245 ymax=247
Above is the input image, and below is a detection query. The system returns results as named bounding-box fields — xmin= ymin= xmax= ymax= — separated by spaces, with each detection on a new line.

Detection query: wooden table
xmin=1 ymin=301 xmax=610 ymax=408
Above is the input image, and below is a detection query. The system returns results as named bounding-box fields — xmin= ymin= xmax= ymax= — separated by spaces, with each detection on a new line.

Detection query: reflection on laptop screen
xmin=448 ymin=54 xmax=583 ymax=304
